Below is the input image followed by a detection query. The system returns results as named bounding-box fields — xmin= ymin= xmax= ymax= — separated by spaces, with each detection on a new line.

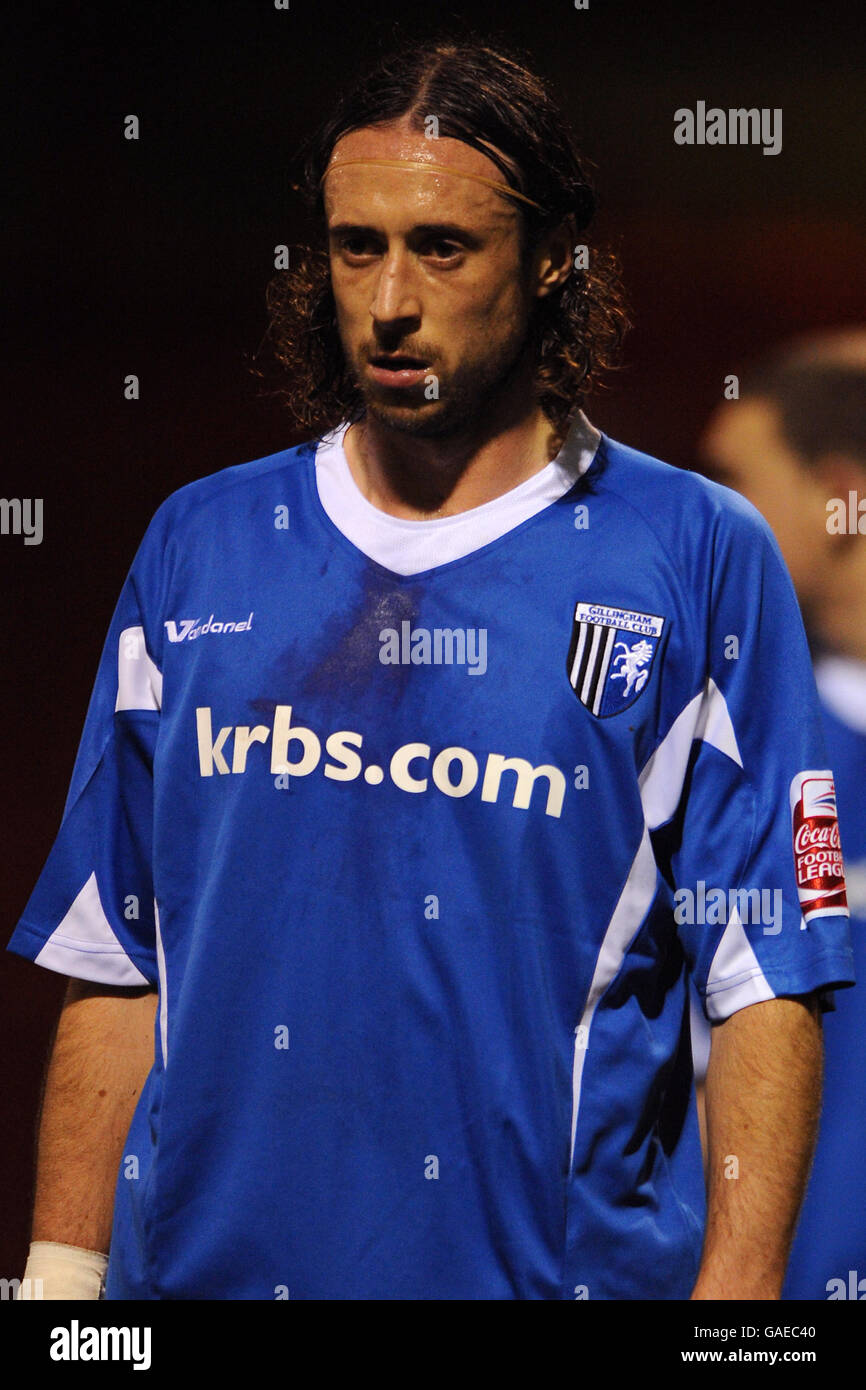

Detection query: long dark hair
xmin=261 ymin=34 xmax=630 ymax=438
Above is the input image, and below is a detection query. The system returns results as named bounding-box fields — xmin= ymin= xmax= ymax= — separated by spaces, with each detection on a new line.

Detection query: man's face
xmin=698 ymin=397 xmax=832 ymax=604
xmin=322 ymin=120 xmax=544 ymax=438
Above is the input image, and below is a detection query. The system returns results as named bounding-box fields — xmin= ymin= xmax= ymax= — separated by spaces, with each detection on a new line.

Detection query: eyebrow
xmin=328 ymin=221 xmax=483 ymax=245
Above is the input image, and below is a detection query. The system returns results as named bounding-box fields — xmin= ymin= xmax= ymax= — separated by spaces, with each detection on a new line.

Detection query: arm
xmin=30 ymin=977 xmax=157 ymax=1254
xmin=690 ymin=993 xmax=823 ymax=1300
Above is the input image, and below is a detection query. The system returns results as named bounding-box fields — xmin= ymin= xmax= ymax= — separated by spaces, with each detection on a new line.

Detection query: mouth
xmin=367 ymin=354 xmax=431 ymax=387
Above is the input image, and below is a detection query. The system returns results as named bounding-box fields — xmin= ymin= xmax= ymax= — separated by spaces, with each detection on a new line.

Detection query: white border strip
xmin=154 ymin=899 xmax=168 ymax=1067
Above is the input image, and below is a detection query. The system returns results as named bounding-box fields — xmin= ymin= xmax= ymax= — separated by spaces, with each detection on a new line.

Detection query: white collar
xmin=312 ymin=410 xmax=602 ymax=575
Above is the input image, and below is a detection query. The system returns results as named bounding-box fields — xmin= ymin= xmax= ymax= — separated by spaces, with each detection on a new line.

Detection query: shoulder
xmin=121 ymin=435 xmax=324 ymax=615
xmin=593 ymin=431 xmax=785 ymax=564
xmin=147 ymin=435 xmax=321 ymax=539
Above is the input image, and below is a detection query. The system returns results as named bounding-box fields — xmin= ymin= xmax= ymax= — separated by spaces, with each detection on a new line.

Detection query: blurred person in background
xmin=697 ymin=328 xmax=866 ymax=1300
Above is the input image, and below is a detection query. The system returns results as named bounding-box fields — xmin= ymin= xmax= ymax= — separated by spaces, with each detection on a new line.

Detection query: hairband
xmin=319 ymin=158 xmax=546 ymax=212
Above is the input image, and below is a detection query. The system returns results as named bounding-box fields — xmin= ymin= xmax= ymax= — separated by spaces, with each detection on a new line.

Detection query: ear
xmin=812 ymin=450 xmax=866 ymax=502
xmin=533 ymin=214 xmax=578 ymax=299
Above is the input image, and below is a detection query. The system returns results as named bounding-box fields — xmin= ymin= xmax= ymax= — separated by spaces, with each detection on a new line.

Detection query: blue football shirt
xmin=783 ymin=658 xmax=866 ymax=1301
xmin=8 ymin=420 xmax=855 ymax=1300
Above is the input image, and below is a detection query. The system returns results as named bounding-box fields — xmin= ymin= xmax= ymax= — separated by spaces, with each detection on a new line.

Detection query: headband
xmin=319 ymin=158 xmax=546 ymax=212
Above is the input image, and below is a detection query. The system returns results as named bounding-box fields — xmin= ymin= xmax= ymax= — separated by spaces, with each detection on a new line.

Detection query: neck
xmin=344 ymin=379 xmax=565 ymax=520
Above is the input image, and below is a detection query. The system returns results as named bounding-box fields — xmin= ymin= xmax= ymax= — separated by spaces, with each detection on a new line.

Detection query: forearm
xmin=691 ymin=994 xmax=823 ymax=1300
xmin=30 ymin=978 xmax=157 ymax=1254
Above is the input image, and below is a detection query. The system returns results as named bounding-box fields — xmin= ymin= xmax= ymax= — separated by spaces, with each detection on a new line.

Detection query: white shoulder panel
xmin=115 ymin=626 xmax=163 ymax=712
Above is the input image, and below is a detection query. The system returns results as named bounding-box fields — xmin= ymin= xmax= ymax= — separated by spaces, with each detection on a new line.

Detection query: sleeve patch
xmin=790 ymin=771 xmax=849 ymax=923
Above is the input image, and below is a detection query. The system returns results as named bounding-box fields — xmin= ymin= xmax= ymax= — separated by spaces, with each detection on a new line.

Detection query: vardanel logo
xmin=164 ymin=613 xmax=253 ymax=642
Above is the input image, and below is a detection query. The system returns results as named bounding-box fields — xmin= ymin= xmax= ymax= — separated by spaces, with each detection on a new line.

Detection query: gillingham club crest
xmin=567 ymin=602 xmax=666 ymax=717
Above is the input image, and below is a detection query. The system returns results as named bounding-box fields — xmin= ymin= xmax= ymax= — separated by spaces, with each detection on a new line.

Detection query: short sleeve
xmin=7 ymin=508 xmax=169 ymax=986
xmin=661 ymin=498 xmax=855 ymax=1022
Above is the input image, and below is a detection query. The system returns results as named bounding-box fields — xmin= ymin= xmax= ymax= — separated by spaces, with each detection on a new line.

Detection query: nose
xmin=369 ymin=247 xmax=422 ymax=329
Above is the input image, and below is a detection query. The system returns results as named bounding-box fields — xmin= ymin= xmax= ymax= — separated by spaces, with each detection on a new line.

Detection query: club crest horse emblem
xmin=567 ymin=602 xmax=666 ymax=717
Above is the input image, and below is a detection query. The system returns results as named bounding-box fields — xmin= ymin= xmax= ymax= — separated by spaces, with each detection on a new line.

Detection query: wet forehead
xmin=323 ymin=126 xmax=519 ymax=232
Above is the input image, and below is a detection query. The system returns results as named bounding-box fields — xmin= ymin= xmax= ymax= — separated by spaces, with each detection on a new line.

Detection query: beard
xmin=349 ymin=315 xmax=539 ymax=443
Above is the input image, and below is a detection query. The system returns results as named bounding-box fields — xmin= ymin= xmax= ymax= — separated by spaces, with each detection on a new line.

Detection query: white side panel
xmin=34 ymin=871 xmax=150 ymax=985
xmin=154 ymin=899 xmax=168 ymax=1066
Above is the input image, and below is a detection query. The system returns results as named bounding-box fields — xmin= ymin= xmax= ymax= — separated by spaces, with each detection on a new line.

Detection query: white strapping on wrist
xmin=16 ymin=1241 xmax=108 ymax=1300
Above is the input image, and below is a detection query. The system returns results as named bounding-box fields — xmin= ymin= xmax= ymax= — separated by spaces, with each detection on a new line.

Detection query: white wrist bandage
xmin=16 ymin=1241 xmax=108 ymax=1300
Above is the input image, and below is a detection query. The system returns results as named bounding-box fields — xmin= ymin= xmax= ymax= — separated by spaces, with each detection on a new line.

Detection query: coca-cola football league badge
xmin=789 ymin=772 xmax=849 ymax=923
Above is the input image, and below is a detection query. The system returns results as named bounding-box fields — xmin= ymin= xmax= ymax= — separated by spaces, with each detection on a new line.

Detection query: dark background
xmin=2 ymin=0 xmax=864 ymax=1278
